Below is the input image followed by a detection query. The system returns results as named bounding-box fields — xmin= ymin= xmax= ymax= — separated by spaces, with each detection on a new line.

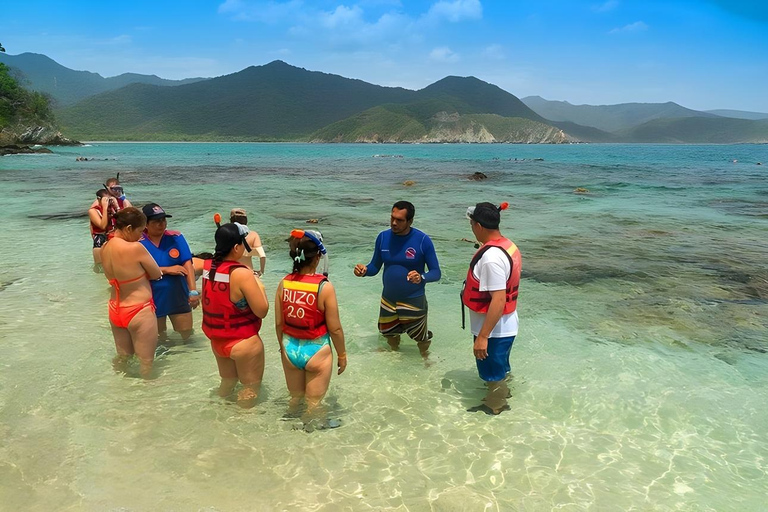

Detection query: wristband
xmin=420 ymin=274 xmax=426 ymax=281
xmin=337 ymin=352 xmax=347 ymax=359
xmin=189 ymin=290 xmax=200 ymax=297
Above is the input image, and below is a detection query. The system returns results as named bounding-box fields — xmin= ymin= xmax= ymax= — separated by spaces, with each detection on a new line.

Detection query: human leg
xmin=471 ymin=335 xmax=515 ymax=415
xmin=169 ymin=312 xmax=193 ymax=340
xmin=280 ymin=346 xmax=307 ymax=411
xmin=230 ymin=336 xmax=265 ymax=407
xmin=303 ymin=346 xmax=333 ymax=421
xmin=110 ymin=323 xmax=134 ymax=373
xmin=128 ymin=306 xmax=160 ymax=379
xmin=378 ymin=296 xmax=404 ymax=350
xmin=212 ymin=348 xmax=238 ymax=397
xmin=398 ymin=296 xmax=431 ymax=357
xmin=157 ymin=316 xmax=168 ymax=341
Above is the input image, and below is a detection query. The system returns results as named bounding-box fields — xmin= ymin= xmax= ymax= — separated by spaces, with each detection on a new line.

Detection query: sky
xmin=3 ymin=0 xmax=768 ymax=112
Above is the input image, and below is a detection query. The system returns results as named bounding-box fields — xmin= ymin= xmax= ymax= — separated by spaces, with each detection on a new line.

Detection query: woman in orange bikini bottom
xmin=108 ymin=273 xmax=156 ymax=328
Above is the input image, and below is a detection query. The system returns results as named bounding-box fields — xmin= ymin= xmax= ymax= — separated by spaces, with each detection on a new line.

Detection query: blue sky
xmin=3 ymin=0 xmax=768 ymax=111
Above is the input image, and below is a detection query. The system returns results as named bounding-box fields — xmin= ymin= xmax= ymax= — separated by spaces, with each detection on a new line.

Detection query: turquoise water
xmin=1 ymin=143 xmax=767 ymax=510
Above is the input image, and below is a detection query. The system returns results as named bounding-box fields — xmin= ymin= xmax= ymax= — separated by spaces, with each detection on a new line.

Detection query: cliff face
xmin=0 ymin=124 xmax=79 ymax=146
xmin=316 ymin=111 xmax=575 ymax=144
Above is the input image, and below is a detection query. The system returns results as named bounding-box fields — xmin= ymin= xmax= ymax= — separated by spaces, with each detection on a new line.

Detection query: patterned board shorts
xmin=378 ymin=295 xmax=432 ymax=342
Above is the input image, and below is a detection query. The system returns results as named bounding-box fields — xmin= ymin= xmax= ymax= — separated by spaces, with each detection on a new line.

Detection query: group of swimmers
xmin=90 ymin=175 xmax=521 ymax=419
xmin=91 ymin=176 xmax=346 ymax=423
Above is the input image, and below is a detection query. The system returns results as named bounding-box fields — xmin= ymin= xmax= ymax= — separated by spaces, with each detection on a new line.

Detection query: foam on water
xmin=1 ymin=143 xmax=767 ymax=510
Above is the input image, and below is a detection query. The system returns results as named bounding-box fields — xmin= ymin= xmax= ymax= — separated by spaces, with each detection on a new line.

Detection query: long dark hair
xmin=289 ymin=236 xmax=320 ymax=274
xmin=208 ymin=223 xmax=243 ymax=283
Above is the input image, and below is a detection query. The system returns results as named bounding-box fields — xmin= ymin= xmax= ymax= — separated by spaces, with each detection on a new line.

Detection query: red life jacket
xmin=461 ymin=237 xmax=521 ymax=326
xmin=201 ymin=260 xmax=262 ymax=341
xmin=281 ymin=273 xmax=328 ymax=340
xmin=90 ymin=204 xmax=106 ymax=235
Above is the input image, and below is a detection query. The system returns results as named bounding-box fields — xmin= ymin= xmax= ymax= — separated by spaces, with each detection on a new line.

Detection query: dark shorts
xmin=475 ymin=335 xmax=515 ymax=382
xmin=378 ymin=295 xmax=431 ymax=342
xmin=93 ymin=234 xmax=107 ymax=248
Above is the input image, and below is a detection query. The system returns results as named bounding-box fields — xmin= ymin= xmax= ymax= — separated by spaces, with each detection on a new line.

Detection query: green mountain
xmin=418 ymin=76 xmax=546 ymax=122
xmin=619 ymin=117 xmax=768 ymax=143
xmin=0 ymin=52 xmax=206 ymax=106
xmin=59 ymin=61 xmax=564 ymax=142
xmin=309 ymin=101 xmax=571 ymax=143
xmin=705 ymin=109 xmax=768 ymax=121
xmin=521 ymin=96 xmax=718 ymax=132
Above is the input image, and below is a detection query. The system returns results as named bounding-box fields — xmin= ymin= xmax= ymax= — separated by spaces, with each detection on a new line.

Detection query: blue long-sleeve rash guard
xmin=365 ymin=228 xmax=441 ymax=300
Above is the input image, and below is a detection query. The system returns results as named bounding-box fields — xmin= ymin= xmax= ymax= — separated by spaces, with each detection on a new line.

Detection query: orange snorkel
xmin=213 ymin=213 xmax=221 ymax=228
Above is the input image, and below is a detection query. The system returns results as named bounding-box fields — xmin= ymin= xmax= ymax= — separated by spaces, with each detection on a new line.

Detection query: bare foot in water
xmin=386 ymin=335 xmax=401 ymax=351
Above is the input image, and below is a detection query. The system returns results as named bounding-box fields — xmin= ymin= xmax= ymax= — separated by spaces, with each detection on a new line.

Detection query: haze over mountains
xmin=2 ymin=52 xmax=767 ymax=144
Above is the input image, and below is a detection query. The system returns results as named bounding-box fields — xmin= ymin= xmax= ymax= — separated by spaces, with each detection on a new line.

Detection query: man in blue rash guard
xmin=354 ymin=201 xmax=441 ymax=357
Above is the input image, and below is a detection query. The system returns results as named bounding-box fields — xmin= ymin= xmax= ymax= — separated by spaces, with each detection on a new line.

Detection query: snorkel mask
xmin=233 ymin=222 xmax=252 ymax=253
xmin=290 ymin=228 xmax=329 ymax=276
xmin=104 ymin=183 xmax=126 ymax=201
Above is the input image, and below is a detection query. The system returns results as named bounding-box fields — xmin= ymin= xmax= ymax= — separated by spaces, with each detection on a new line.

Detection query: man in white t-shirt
xmin=461 ymin=202 xmax=521 ymax=415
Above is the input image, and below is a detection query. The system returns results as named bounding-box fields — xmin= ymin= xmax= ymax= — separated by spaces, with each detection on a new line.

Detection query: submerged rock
xmin=469 ymin=172 xmax=488 ymax=181
xmin=403 ymin=180 xmax=415 ymax=186
xmin=574 ymin=187 xmax=590 ymax=194
xmin=0 ymin=144 xmax=54 ymax=156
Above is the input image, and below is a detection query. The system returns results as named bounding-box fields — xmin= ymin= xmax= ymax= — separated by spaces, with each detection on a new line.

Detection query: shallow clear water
xmin=1 ymin=143 xmax=767 ymax=510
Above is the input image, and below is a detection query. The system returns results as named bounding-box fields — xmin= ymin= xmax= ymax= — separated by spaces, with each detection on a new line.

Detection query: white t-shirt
xmin=468 ymin=246 xmax=519 ymax=337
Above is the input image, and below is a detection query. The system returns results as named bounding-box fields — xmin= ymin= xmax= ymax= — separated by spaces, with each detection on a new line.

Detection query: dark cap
xmin=142 ymin=203 xmax=172 ymax=221
xmin=467 ymin=202 xmax=500 ymax=229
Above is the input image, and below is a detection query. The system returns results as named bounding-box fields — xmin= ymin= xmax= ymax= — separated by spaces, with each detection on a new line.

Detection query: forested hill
xmin=58 ymin=61 xmax=565 ymax=141
xmin=0 ymin=52 xmax=206 ymax=107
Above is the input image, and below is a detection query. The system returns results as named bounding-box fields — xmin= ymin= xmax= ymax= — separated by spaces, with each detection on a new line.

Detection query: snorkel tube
xmin=233 ymin=222 xmax=253 ymax=253
xmin=290 ymin=228 xmax=329 ymax=276
xmin=213 ymin=213 xmax=222 ymax=228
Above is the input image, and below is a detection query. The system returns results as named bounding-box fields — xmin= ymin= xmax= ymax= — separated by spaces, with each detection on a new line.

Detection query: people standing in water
xmin=139 ymin=203 xmax=199 ymax=341
xmin=462 ymin=202 xmax=520 ymax=415
xmin=275 ymin=229 xmax=347 ymax=425
xmin=100 ymin=208 xmax=163 ymax=378
xmin=229 ymin=208 xmax=267 ymax=277
xmin=201 ymin=223 xmax=269 ymax=407
xmin=353 ymin=200 xmax=441 ymax=358
xmin=91 ymin=176 xmax=132 ymax=210
xmin=89 ymin=189 xmax=116 ymax=271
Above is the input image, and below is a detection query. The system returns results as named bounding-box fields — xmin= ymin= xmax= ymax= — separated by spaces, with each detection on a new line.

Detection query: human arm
xmin=249 ymin=232 xmax=266 ymax=276
xmin=274 ymin=282 xmax=285 ymax=348
xmin=183 ymin=258 xmax=199 ymax=308
xmin=320 ymin=282 xmax=347 ymax=374
xmin=473 ymin=290 xmax=506 ymax=360
xmin=355 ymin=232 xmax=383 ymax=277
xmin=406 ymin=235 xmax=442 ymax=284
xmin=122 ymin=198 xmax=133 ymax=208
xmin=136 ymin=244 xmax=163 ymax=280
xmin=233 ymin=267 xmax=269 ymax=318
xmin=88 ymin=198 xmax=111 ymax=231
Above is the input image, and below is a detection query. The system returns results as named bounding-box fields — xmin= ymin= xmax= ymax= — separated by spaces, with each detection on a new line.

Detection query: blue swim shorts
xmin=475 ymin=335 xmax=515 ymax=382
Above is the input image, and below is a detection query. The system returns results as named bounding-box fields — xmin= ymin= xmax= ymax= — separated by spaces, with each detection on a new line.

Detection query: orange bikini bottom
xmin=109 ymin=299 xmax=156 ymax=329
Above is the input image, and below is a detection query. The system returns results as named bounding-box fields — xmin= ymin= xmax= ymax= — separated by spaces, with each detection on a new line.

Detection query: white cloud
xmin=481 ymin=44 xmax=504 ymax=60
xmin=592 ymin=0 xmax=618 ymax=13
xmin=430 ymin=46 xmax=459 ymax=63
xmin=319 ymin=5 xmax=365 ymax=29
xmin=609 ymin=21 xmax=648 ymax=33
xmin=104 ymin=34 xmax=132 ymax=45
xmin=426 ymin=0 xmax=482 ymax=23
xmin=218 ymin=0 xmax=303 ymax=23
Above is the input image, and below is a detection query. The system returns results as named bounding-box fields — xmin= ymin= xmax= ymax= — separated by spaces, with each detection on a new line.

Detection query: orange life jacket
xmin=461 ymin=237 xmax=521 ymax=328
xmin=281 ymin=273 xmax=328 ymax=339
